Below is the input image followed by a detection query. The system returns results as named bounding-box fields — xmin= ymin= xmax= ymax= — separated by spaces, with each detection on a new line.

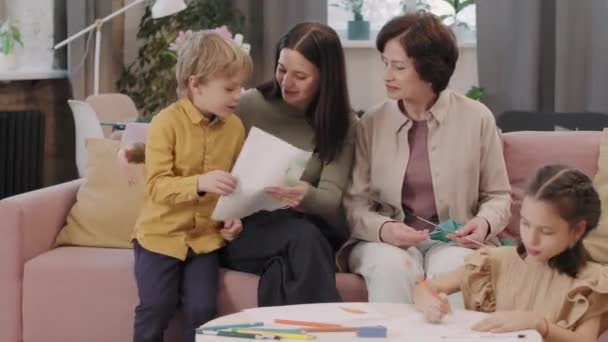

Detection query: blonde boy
xmin=132 ymin=31 xmax=251 ymax=342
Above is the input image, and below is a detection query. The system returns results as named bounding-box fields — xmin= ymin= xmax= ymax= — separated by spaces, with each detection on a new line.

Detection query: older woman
xmin=342 ymin=11 xmax=511 ymax=304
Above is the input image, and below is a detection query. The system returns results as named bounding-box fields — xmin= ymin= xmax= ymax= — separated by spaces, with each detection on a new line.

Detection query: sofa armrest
xmin=0 ymin=179 xmax=82 ymax=342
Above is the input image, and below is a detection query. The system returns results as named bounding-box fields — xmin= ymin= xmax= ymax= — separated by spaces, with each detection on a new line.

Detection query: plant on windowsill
xmin=330 ymin=0 xmax=370 ymax=40
xmin=465 ymin=86 xmax=484 ymax=101
xmin=400 ymin=0 xmax=430 ymax=13
xmin=439 ymin=0 xmax=476 ymax=43
xmin=116 ymin=0 xmax=244 ymax=121
xmin=0 ymin=19 xmax=23 ymax=71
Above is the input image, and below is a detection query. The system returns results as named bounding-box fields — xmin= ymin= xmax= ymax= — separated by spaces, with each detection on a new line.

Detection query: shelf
xmin=0 ymin=68 xmax=68 ymax=81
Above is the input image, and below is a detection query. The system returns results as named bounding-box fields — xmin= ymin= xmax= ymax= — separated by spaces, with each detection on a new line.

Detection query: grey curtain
xmin=0 ymin=0 xmax=6 ymax=20
xmin=477 ymin=0 xmax=608 ymax=116
xmin=234 ymin=0 xmax=327 ymax=86
xmin=65 ymin=0 xmax=124 ymax=99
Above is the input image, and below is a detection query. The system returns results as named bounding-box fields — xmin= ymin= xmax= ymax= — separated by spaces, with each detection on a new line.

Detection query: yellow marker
xmin=235 ymin=329 xmax=316 ymax=340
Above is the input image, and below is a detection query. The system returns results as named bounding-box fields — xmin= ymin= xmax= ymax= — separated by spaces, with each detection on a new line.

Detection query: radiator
xmin=0 ymin=111 xmax=45 ymax=199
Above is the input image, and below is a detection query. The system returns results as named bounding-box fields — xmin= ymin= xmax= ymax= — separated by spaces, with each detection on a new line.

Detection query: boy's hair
xmin=518 ymin=164 xmax=601 ymax=277
xmin=175 ymin=31 xmax=252 ymax=98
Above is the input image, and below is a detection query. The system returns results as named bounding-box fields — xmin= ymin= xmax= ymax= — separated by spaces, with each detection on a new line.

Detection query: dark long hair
xmin=518 ymin=164 xmax=601 ymax=277
xmin=257 ymin=22 xmax=351 ymax=164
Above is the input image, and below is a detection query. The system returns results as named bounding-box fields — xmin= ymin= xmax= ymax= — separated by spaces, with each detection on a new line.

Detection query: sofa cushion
xmin=22 ymin=247 xmax=140 ymax=342
xmin=586 ymin=129 xmax=608 ymax=264
xmin=54 ymin=138 xmax=144 ymax=249
xmin=502 ymin=131 xmax=602 ymax=238
xmin=22 ymin=247 xmax=367 ymax=342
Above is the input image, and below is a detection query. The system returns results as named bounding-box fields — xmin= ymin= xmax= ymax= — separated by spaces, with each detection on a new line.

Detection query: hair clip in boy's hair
xmin=169 ymin=26 xmax=251 ymax=55
xmin=169 ymin=29 xmax=193 ymax=52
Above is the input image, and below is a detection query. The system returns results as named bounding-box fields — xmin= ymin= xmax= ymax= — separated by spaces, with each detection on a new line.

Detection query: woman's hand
xmin=265 ymin=181 xmax=310 ymax=208
xmin=447 ymin=216 xmax=489 ymax=249
xmin=221 ymin=219 xmax=243 ymax=241
xmin=472 ymin=311 xmax=542 ymax=333
xmin=380 ymin=222 xmax=429 ymax=247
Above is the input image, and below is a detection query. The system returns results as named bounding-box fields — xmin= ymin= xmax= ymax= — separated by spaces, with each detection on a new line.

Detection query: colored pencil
xmin=235 ymin=329 xmax=316 ymax=340
xmin=199 ymin=322 xmax=264 ymax=331
xmin=274 ymin=319 xmax=342 ymax=328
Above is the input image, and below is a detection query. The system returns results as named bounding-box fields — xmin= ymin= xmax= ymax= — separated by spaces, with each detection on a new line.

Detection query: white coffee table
xmin=196 ymin=302 xmax=541 ymax=341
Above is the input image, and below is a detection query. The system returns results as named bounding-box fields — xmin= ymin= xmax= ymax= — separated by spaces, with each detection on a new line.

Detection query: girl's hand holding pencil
xmin=414 ymin=272 xmax=452 ymax=324
xmin=421 ymin=291 xmax=451 ymax=323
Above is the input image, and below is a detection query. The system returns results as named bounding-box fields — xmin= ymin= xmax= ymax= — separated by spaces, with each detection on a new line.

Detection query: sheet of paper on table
xmin=379 ymin=312 xmax=536 ymax=341
xmin=242 ymin=303 xmax=386 ymax=326
xmin=211 ymin=127 xmax=311 ymax=221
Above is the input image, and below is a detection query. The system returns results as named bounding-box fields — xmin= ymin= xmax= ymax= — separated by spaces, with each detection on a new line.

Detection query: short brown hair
xmin=376 ymin=11 xmax=458 ymax=94
xmin=175 ymin=31 xmax=252 ymax=98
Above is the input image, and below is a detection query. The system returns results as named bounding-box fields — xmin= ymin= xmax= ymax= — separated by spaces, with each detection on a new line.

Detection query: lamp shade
xmin=152 ymin=0 xmax=187 ymax=19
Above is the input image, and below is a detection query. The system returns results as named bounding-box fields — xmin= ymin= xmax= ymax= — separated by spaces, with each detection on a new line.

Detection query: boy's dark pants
xmin=133 ymin=240 xmax=218 ymax=342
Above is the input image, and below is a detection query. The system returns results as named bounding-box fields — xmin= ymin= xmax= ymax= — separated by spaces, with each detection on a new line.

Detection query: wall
xmin=4 ymin=0 xmax=55 ymax=70
xmin=123 ymin=3 xmax=144 ymax=66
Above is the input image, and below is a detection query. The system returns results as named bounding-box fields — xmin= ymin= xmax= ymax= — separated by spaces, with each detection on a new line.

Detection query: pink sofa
xmin=1 ymin=131 xmax=607 ymax=342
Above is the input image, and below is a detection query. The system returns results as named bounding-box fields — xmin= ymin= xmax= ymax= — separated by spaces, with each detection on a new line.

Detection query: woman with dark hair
xmin=342 ymin=11 xmax=511 ymax=304
xmin=219 ymin=22 xmax=357 ymax=306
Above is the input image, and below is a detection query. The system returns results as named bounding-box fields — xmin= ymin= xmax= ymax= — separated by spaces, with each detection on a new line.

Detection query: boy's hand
xmin=117 ymin=147 xmax=138 ymax=187
xmin=221 ymin=219 xmax=242 ymax=241
xmin=197 ymin=171 xmax=237 ymax=195
xmin=422 ymin=292 xmax=451 ymax=324
xmin=119 ymin=143 xmax=146 ymax=164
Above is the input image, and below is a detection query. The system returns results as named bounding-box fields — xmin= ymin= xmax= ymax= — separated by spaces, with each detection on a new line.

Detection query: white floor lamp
xmin=54 ymin=0 xmax=187 ymax=95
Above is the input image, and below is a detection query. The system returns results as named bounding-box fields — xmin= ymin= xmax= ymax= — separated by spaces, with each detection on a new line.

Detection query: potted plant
xmin=400 ymin=0 xmax=430 ymax=13
xmin=116 ymin=0 xmax=244 ymax=120
xmin=0 ymin=19 xmax=23 ymax=71
xmin=465 ymin=86 xmax=484 ymax=101
xmin=439 ymin=0 xmax=476 ymax=43
xmin=331 ymin=0 xmax=369 ymax=40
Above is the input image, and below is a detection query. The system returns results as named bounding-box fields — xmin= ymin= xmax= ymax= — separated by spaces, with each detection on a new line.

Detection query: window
xmin=328 ymin=0 xmax=476 ymax=43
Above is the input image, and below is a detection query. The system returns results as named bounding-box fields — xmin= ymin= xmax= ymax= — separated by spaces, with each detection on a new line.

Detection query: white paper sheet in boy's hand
xmin=211 ymin=127 xmax=311 ymax=221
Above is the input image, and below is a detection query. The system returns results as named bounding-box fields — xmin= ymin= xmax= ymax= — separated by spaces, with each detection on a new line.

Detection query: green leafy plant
xmin=466 ymin=86 xmax=484 ymax=101
xmin=440 ymin=0 xmax=476 ymax=27
xmin=400 ymin=0 xmax=430 ymax=13
xmin=116 ymin=0 xmax=244 ymax=120
xmin=331 ymin=0 xmax=365 ymax=21
xmin=0 ymin=19 xmax=23 ymax=55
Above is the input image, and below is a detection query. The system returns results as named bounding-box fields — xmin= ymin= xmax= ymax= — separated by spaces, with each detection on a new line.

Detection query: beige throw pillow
xmin=54 ymin=138 xmax=144 ymax=248
xmin=586 ymin=128 xmax=608 ymax=263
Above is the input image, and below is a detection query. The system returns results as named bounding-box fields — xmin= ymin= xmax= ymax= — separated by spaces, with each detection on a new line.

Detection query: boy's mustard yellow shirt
xmin=133 ymin=98 xmax=245 ymax=260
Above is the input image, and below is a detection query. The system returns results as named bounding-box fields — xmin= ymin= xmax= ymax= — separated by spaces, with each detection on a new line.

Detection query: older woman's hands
xmin=380 ymin=222 xmax=429 ymax=248
xmin=447 ymin=216 xmax=489 ymax=249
